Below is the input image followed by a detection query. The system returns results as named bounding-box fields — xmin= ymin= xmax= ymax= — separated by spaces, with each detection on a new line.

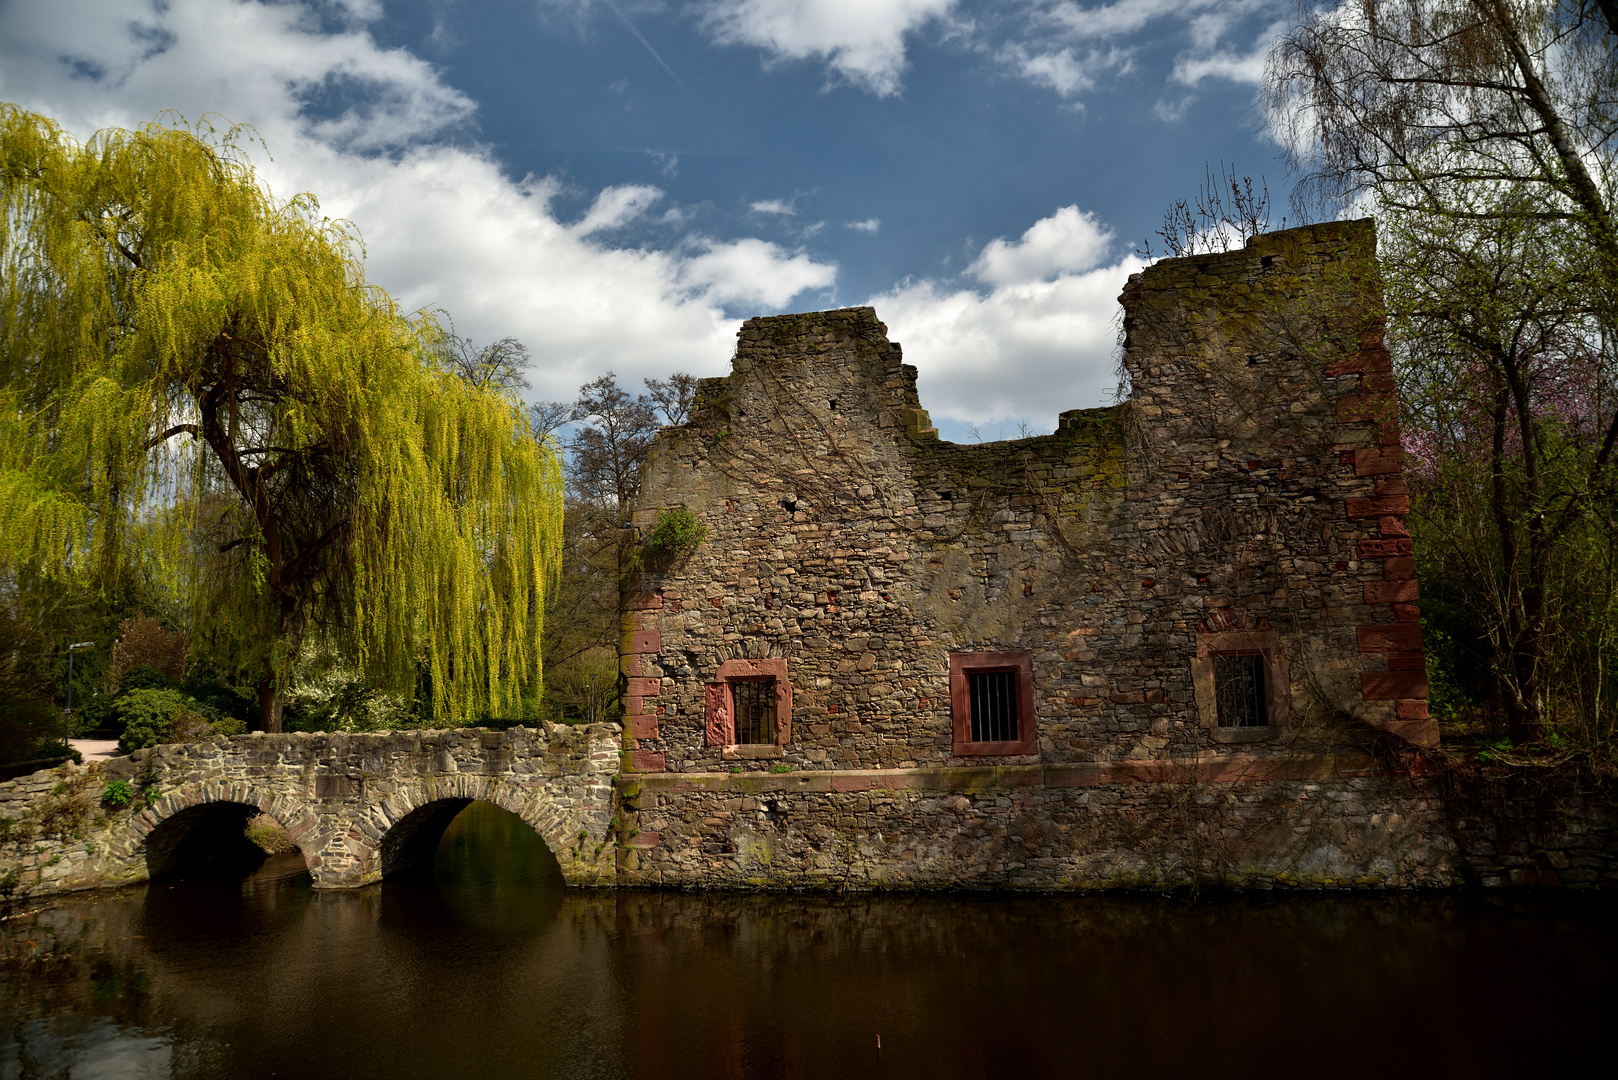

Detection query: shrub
xmin=0 ymin=696 xmax=60 ymax=765
xmin=118 ymin=665 xmax=178 ymax=693
xmin=181 ymin=669 xmax=257 ymax=728
xmin=71 ymin=693 xmax=116 ymax=736
xmin=212 ymin=718 xmax=247 ymax=737
xmin=286 ymin=665 xmax=412 ymax=732
xmin=28 ymin=739 xmax=82 ymax=765
xmin=117 ymin=688 xmax=216 ymax=751
xmin=111 ymin=615 xmax=188 ymax=684
xmin=101 ymin=779 xmax=133 ymax=810
xmin=644 ymin=506 xmax=706 ymax=563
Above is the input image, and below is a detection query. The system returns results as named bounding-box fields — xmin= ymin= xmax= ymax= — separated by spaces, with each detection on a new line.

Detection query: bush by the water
xmin=245 ymin=813 xmax=296 ymax=854
xmin=118 ymin=688 xmax=226 ymax=751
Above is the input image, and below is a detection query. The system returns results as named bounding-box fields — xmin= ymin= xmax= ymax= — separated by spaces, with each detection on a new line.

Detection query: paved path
xmin=70 ymin=739 xmax=122 ymax=762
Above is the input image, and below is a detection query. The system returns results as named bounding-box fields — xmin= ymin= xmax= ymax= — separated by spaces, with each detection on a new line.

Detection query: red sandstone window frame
xmin=1190 ymin=630 xmax=1290 ymax=743
xmin=949 ymin=651 xmax=1037 ymax=757
xmin=705 ymin=658 xmax=793 ymax=760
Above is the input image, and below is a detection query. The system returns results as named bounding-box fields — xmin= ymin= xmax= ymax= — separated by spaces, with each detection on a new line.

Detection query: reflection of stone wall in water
xmin=616 ymin=220 xmax=1459 ymax=889
xmin=10 ymin=886 xmax=1613 ymax=1077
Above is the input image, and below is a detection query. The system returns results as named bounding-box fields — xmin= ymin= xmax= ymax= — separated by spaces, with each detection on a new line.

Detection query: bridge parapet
xmin=0 ymin=724 xmax=622 ymax=899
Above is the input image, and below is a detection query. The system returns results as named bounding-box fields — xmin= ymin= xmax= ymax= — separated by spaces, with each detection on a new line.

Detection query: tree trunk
xmin=1510 ymin=587 xmax=1547 ymax=744
xmin=1511 ymin=510 xmax=1552 ymax=744
xmin=257 ymin=673 xmax=284 ymax=733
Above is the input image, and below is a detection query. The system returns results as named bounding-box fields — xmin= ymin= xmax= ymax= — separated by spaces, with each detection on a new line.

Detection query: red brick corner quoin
xmin=621 ymin=586 xmax=667 ymax=772
xmin=1338 ymin=337 xmax=1434 ymax=747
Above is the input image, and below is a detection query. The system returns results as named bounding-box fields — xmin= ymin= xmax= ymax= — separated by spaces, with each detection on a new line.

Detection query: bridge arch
xmin=352 ymin=775 xmax=611 ymax=888
xmin=135 ymin=781 xmax=316 ymax=881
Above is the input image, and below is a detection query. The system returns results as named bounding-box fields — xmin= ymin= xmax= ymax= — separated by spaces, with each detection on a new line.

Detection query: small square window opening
xmin=1191 ymin=630 xmax=1289 ymax=742
xmin=731 ymin=678 xmax=778 ymax=744
xmin=1214 ymin=653 xmax=1267 ymax=727
xmin=949 ymin=651 xmax=1036 ymax=757
xmin=967 ymin=669 xmax=1020 ymax=742
xmin=705 ymin=658 xmax=792 ymax=757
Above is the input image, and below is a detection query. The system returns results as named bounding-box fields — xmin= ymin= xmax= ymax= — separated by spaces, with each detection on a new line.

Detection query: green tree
xmin=529 ymin=372 xmax=691 ymax=720
xmin=0 ymin=107 xmax=563 ymax=731
xmin=1267 ymin=1 xmax=1618 ymax=743
xmin=1269 ymin=0 xmax=1616 ymax=278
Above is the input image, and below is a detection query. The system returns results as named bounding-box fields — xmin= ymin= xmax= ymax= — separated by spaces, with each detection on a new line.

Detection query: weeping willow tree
xmin=0 ymin=106 xmax=563 ymax=731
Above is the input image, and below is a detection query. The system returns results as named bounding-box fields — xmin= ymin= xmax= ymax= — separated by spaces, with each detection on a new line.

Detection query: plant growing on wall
xmin=100 ymin=780 xmax=133 ymax=811
xmin=643 ymin=507 xmax=706 ymax=564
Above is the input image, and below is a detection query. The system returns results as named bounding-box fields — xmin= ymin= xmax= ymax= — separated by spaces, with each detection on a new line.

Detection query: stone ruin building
xmin=616 ymin=220 xmax=1455 ymax=890
xmin=15 ymin=220 xmax=1617 ymax=902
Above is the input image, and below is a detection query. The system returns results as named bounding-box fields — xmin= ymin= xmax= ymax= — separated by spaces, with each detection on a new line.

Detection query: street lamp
xmin=66 ymin=641 xmax=95 ymax=742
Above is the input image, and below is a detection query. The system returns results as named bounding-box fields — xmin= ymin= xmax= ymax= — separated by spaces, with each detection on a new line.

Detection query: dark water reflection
xmin=3 ymin=801 xmax=1615 ymax=1079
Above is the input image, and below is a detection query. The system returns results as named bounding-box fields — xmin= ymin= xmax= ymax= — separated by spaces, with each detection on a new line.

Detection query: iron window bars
xmin=730 ymin=678 xmax=778 ymax=744
xmin=967 ymin=670 xmax=1021 ymax=742
xmin=1214 ymin=653 xmax=1267 ymax=727
xmin=949 ymin=651 xmax=1037 ymax=756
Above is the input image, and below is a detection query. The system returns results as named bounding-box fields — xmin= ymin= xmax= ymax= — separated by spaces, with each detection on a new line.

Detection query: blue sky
xmin=0 ymin=0 xmax=1295 ymax=438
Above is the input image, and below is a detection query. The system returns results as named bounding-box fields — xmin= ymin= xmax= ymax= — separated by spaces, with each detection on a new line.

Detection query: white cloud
xmin=751 ymin=198 xmax=796 ymax=215
xmin=997 ymin=41 xmax=1132 ymax=99
xmin=572 ymin=184 xmax=664 ymax=235
xmin=678 ymin=237 xmax=838 ymax=307
xmin=847 ymin=218 xmax=881 ymax=233
xmin=1171 ymin=20 xmax=1285 ymax=86
xmin=968 ymin=206 xmax=1113 ymax=287
xmin=1006 ymin=0 xmax=1286 ymax=101
xmin=869 ymin=206 xmax=1140 ymax=427
xmin=1042 ymin=0 xmax=1215 ymax=39
xmin=698 ymin=0 xmax=958 ymax=96
xmin=0 ymin=0 xmax=837 ymax=403
xmin=1001 ymin=45 xmax=1094 ymax=97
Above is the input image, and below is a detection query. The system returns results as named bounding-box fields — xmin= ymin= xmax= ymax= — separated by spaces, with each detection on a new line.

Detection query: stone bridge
xmin=0 ymin=725 xmax=620 ymax=898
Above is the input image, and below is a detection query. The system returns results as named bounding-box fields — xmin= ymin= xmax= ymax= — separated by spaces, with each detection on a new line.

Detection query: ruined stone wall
xmin=621 ymin=319 xmax=1134 ymax=773
xmin=622 ymin=220 xmax=1425 ymax=780
xmin=1121 ymin=221 xmax=1428 ymax=744
xmin=610 ymin=220 xmax=1455 ymax=890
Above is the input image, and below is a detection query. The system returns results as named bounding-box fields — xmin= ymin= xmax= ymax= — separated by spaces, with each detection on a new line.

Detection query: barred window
xmin=949 ymin=651 xmax=1036 ymax=757
xmin=1191 ymin=631 xmax=1288 ymax=741
xmin=704 ymin=658 xmax=792 ymax=756
xmin=1214 ymin=654 xmax=1267 ymax=728
xmin=967 ymin=670 xmax=1020 ymax=742
xmin=731 ymin=678 xmax=778 ymax=744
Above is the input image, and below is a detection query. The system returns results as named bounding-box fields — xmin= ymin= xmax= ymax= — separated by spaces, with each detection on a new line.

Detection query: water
xmin=3 ymin=801 xmax=1615 ymax=1079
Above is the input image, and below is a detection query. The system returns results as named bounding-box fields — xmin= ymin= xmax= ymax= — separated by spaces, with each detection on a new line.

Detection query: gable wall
xmin=621 ymin=220 xmax=1428 ymax=780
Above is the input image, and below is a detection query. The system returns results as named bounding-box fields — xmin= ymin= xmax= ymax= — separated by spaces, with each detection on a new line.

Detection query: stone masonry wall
xmin=616 ymin=757 xmax=1459 ymax=890
xmin=0 ymin=725 xmax=620 ymax=900
xmin=611 ymin=220 xmax=1452 ymax=890
xmin=621 ymin=220 xmax=1427 ymax=784
xmin=1439 ymin=767 xmax=1618 ymax=888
